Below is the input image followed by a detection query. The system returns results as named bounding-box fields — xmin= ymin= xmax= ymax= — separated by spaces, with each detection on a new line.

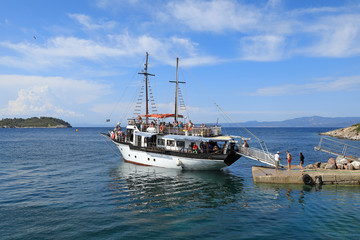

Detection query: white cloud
xmin=165 ymin=0 xmax=261 ymax=33
xmin=0 ymin=37 xmax=125 ymax=70
xmin=240 ymin=35 xmax=285 ymax=61
xmin=251 ymin=75 xmax=360 ymax=96
xmin=0 ymin=75 xmax=111 ymax=118
xmin=5 ymin=85 xmax=77 ymax=116
xmin=0 ymin=31 xmax=219 ymax=70
xmin=2 ymin=0 xmax=360 ymax=70
xmin=301 ymin=14 xmax=360 ymax=57
xmin=69 ymin=14 xmax=117 ymax=30
xmin=161 ymin=0 xmax=360 ymax=60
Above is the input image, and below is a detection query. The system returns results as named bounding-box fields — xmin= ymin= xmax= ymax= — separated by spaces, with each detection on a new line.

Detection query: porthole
xmin=148 ymin=158 xmax=150 ymax=161
xmin=128 ymin=154 xmax=130 ymax=157
xmin=153 ymin=159 xmax=156 ymax=162
xmin=135 ymin=156 xmax=137 ymax=158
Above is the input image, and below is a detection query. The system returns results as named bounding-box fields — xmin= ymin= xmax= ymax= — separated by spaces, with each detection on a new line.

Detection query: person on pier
xmin=274 ymin=151 xmax=282 ymax=173
xmin=286 ymin=150 xmax=292 ymax=171
xmin=299 ymin=152 xmax=305 ymax=172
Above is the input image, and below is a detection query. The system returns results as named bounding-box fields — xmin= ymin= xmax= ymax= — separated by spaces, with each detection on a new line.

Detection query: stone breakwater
xmin=320 ymin=125 xmax=360 ymax=141
xmin=252 ymin=166 xmax=360 ymax=185
xmin=305 ymin=157 xmax=360 ymax=170
xmin=252 ymin=157 xmax=360 ymax=186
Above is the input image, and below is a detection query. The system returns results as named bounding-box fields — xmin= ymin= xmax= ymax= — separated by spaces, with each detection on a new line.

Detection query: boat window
xmin=167 ymin=140 xmax=175 ymax=147
xmin=176 ymin=141 xmax=185 ymax=147
xmin=157 ymin=139 xmax=165 ymax=146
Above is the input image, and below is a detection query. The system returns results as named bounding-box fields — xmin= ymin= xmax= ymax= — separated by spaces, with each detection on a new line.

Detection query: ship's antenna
xmin=169 ymin=57 xmax=185 ymax=122
xmin=138 ymin=52 xmax=155 ymax=124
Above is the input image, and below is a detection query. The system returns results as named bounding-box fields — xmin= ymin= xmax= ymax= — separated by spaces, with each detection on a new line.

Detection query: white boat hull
xmin=115 ymin=142 xmax=228 ymax=170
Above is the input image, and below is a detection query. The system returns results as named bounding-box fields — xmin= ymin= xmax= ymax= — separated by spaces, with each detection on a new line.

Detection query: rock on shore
xmin=320 ymin=124 xmax=360 ymax=141
xmin=305 ymin=157 xmax=360 ymax=170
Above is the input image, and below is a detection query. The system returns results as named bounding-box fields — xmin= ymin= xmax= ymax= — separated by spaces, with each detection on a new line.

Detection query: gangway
xmin=315 ymin=137 xmax=360 ymax=161
xmin=237 ymin=145 xmax=283 ymax=168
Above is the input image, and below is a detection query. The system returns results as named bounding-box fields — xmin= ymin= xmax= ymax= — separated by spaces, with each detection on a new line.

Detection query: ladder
xmin=237 ymin=146 xmax=283 ymax=168
xmin=315 ymin=137 xmax=360 ymax=161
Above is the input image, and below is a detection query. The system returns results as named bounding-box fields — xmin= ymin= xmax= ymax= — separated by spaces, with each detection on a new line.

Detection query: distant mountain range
xmin=223 ymin=116 xmax=360 ymax=127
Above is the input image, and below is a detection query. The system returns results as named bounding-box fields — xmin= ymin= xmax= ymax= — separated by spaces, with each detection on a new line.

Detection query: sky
xmin=1 ymin=0 xmax=360 ymax=126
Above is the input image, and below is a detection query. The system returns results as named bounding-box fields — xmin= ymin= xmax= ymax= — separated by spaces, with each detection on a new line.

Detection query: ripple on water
xmin=1 ymin=128 xmax=360 ymax=239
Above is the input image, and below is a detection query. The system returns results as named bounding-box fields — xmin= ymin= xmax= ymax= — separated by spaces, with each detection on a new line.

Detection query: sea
xmin=1 ymin=127 xmax=360 ymax=240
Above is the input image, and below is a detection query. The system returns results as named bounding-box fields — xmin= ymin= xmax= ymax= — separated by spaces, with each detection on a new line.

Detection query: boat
xmin=102 ymin=52 xmax=246 ymax=170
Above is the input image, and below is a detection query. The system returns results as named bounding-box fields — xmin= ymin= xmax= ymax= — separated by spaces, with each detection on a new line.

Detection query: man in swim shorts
xmin=286 ymin=150 xmax=292 ymax=171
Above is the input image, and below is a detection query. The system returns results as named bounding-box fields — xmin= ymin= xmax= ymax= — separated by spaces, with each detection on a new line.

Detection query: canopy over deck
xmin=141 ymin=113 xmax=184 ymax=119
xmin=162 ymin=134 xmax=233 ymax=142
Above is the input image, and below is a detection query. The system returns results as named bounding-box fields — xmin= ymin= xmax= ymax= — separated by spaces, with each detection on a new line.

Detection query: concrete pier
xmin=252 ymin=165 xmax=360 ymax=185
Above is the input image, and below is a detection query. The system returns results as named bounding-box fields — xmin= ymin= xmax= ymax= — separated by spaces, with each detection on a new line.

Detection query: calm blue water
xmin=1 ymin=127 xmax=360 ymax=240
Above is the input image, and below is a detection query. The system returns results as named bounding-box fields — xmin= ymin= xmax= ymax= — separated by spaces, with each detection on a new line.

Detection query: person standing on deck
xmin=242 ymin=140 xmax=249 ymax=154
xmin=286 ymin=150 xmax=292 ymax=171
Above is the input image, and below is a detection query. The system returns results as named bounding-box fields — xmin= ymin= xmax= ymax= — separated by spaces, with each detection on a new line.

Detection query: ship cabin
xmin=111 ymin=116 xmax=239 ymax=155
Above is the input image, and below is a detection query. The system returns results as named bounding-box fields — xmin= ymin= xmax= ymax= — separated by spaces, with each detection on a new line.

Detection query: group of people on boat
xmin=188 ymin=141 xmax=223 ymax=154
xmin=110 ymin=122 xmax=125 ymax=141
xmin=135 ymin=115 xmax=211 ymax=134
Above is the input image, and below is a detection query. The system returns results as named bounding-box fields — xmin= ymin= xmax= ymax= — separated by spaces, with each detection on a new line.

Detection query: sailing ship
xmin=102 ymin=52 xmax=247 ymax=170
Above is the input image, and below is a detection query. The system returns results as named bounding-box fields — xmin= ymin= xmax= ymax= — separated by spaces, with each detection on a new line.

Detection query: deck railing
xmin=163 ymin=126 xmax=221 ymax=137
xmin=137 ymin=123 xmax=222 ymax=137
xmin=238 ymin=146 xmax=279 ymax=167
xmin=315 ymin=137 xmax=360 ymax=161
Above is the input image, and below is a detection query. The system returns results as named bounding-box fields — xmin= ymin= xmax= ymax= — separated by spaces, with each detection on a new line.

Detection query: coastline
xmin=0 ymin=117 xmax=72 ymax=128
xmin=320 ymin=125 xmax=360 ymax=141
xmin=1 ymin=125 xmax=71 ymax=129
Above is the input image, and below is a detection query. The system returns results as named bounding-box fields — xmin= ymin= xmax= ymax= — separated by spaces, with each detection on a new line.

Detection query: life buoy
xmin=302 ymin=174 xmax=314 ymax=186
xmin=160 ymin=125 xmax=165 ymax=132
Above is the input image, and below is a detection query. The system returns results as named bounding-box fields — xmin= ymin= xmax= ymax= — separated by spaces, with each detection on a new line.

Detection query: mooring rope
xmin=101 ymin=135 xmax=123 ymax=158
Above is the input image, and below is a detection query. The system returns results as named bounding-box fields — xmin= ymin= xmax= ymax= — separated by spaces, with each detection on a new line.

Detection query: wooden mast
xmin=175 ymin=57 xmax=179 ymax=122
xmin=169 ymin=57 xmax=185 ymax=123
xmin=138 ymin=52 xmax=154 ymax=124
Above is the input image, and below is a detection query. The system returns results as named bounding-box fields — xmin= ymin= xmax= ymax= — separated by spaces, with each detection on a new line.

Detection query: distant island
xmin=221 ymin=116 xmax=360 ymax=128
xmin=0 ymin=117 xmax=72 ymax=128
xmin=320 ymin=123 xmax=360 ymax=141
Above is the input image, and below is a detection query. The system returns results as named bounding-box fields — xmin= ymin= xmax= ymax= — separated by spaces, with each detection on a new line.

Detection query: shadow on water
xmin=108 ymin=162 xmax=244 ymax=211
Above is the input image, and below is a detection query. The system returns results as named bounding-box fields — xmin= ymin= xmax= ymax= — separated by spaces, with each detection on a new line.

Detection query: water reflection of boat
xmin=108 ymin=162 xmax=244 ymax=209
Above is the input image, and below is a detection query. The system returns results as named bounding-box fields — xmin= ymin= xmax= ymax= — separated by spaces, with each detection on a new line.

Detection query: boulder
xmin=305 ymin=164 xmax=314 ymax=169
xmin=336 ymin=156 xmax=347 ymax=164
xmin=320 ymin=163 xmax=327 ymax=169
xmin=314 ymin=162 xmax=321 ymax=168
xmin=337 ymin=164 xmax=344 ymax=170
xmin=352 ymin=161 xmax=360 ymax=170
xmin=325 ymin=164 xmax=336 ymax=170
xmin=328 ymin=157 xmax=336 ymax=165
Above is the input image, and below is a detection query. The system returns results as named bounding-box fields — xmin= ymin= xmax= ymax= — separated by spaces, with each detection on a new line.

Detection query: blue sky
xmin=1 ymin=0 xmax=360 ymax=126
